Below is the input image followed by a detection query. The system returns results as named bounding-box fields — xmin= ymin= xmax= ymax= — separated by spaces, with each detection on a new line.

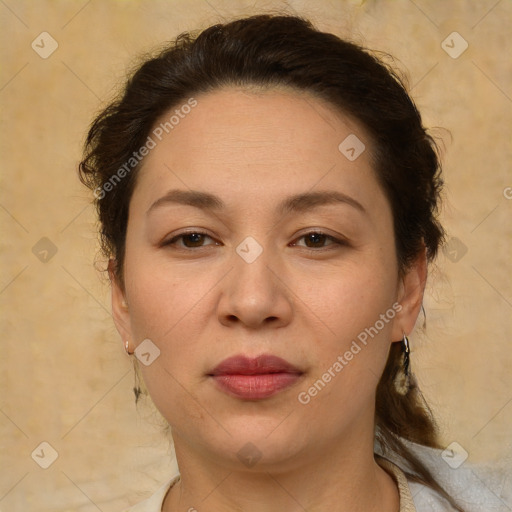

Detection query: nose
xmin=216 ymin=246 xmax=293 ymax=330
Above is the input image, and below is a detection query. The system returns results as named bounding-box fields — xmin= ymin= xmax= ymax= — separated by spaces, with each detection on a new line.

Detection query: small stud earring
xmin=124 ymin=340 xmax=134 ymax=355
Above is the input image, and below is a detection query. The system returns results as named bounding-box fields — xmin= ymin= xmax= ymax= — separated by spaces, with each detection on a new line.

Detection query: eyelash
xmin=163 ymin=230 xmax=347 ymax=252
xmin=163 ymin=230 xmax=220 ymax=249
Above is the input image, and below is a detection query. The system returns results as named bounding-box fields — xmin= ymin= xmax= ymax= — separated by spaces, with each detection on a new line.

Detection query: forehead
xmin=132 ymin=86 xmax=382 ymax=212
xmin=150 ymin=86 xmax=367 ymax=161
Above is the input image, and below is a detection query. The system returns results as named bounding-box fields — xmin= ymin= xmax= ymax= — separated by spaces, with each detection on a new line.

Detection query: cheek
xmin=124 ymin=267 xmax=214 ymax=423
xmin=123 ymin=257 xmax=224 ymax=386
xmin=295 ymin=257 xmax=398 ymax=339
xmin=293 ymin=255 xmax=398 ymax=392
xmin=126 ymin=271 xmax=210 ymax=347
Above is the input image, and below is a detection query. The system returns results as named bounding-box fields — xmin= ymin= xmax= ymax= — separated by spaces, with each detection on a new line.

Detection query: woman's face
xmin=112 ymin=87 xmax=425 ymax=470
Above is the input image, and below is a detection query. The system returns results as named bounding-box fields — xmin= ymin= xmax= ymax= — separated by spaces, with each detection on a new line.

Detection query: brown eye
xmin=164 ymin=231 xmax=218 ymax=249
xmin=181 ymin=233 xmax=208 ymax=247
xmin=303 ymin=232 xmax=329 ymax=248
xmin=293 ymin=231 xmax=341 ymax=249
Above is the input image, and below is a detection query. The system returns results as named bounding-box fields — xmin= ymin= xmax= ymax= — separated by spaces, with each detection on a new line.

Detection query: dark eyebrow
xmin=147 ymin=189 xmax=225 ymax=215
xmin=147 ymin=189 xmax=365 ymax=215
xmin=277 ymin=190 xmax=366 ymax=215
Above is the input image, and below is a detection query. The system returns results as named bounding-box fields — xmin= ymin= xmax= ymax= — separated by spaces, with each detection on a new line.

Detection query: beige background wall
xmin=1 ymin=0 xmax=511 ymax=510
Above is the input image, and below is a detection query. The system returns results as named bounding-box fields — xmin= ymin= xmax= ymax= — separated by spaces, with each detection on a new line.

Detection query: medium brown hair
xmin=79 ymin=14 xmax=462 ymax=510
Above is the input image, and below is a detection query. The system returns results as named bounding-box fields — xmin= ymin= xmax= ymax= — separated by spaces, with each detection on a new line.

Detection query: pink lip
xmin=209 ymin=354 xmax=303 ymax=400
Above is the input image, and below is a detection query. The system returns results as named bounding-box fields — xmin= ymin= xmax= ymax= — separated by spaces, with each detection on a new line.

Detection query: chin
xmin=215 ymin=416 xmax=309 ymax=468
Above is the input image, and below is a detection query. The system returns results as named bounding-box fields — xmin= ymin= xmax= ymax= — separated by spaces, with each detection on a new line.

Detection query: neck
xmin=163 ymin=428 xmax=399 ymax=512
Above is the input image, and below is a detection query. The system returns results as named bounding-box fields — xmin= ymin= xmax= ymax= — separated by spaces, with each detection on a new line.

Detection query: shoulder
xmin=380 ymin=444 xmax=511 ymax=512
xmin=408 ymin=466 xmax=510 ymax=512
xmin=124 ymin=475 xmax=180 ymax=512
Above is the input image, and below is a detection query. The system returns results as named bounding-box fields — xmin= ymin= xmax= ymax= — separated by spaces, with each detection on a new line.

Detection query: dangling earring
xmin=394 ymin=334 xmax=411 ymax=395
xmin=124 ymin=341 xmax=142 ymax=403
xmin=124 ymin=340 xmax=134 ymax=355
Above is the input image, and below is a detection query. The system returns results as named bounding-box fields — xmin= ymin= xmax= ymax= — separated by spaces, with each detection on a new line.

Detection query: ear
xmin=108 ymin=259 xmax=133 ymax=349
xmin=391 ymin=246 xmax=428 ymax=341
